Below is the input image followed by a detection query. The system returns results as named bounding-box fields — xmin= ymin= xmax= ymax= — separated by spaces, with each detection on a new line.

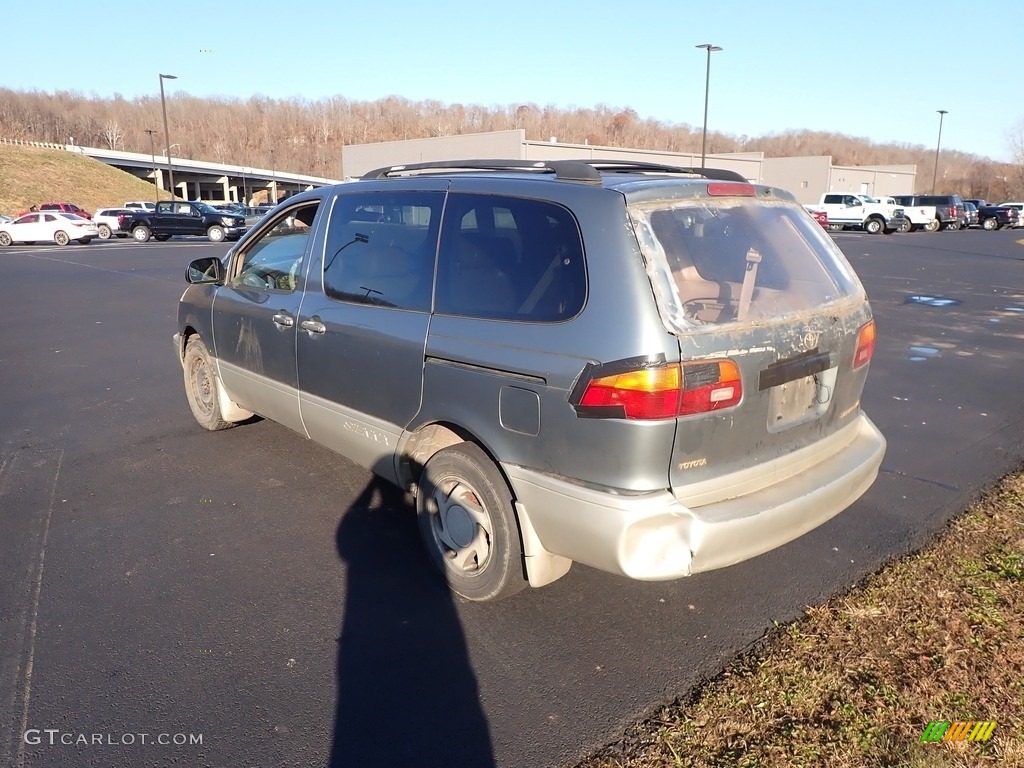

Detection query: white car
xmin=125 ymin=201 xmax=157 ymax=213
xmin=94 ymin=207 xmax=135 ymax=239
xmin=999 ymin=202 xmax=1024 ymax=227
xmin=0 ymin=212 xmax=99 ymax=246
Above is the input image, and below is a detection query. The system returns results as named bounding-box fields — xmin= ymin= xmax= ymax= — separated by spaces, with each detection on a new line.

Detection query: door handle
xmin=300 ymin=319 xmax=326 ymax=335
xmin=272 ymin=312 xmax=294 ymax=328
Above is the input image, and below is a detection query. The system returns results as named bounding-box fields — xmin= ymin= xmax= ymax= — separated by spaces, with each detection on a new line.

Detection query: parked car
xmin=962 ymin=201 xmax=979 ymax=228
xmin=93 ymin=207 xmax=136 ymax=239
xmin=810 ymin=209 xmax=829 ymax=228
xmin=0 ymin=215 xmax=12 ymax=225
xmin=977 ymin=204 xmax=1020 ymax=230
xmin=998 ymin=202 xmax=1024 ymax=227
xmin=213 ymin=202 xmax=248 ymax=216
xmin=0 ymin=212 xmax=99 ymax=246
xmin=964 ymin=198 xmax=989 ymax=210
xmin=125 ymin=201 xmax=157 ymax=213
xmin=174 ymin=159 xmax=886 ymax=601
xmin=127 ymin=200 xmax=247 ymax=243
xmin=891 ymin=194 xmax=964 ymax=230
xmin=38 ymin=202 xmax=92 ymax=220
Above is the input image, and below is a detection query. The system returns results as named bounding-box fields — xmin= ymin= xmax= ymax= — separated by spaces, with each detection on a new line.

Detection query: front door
xmin=210 ymin=199 xmax=323 ymax=433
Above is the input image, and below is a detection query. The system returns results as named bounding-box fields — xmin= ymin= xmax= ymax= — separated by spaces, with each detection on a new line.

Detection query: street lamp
xmin=269 ymin=149 xmax=277 ymax=204
xmin=159 ymin=73 xmax=178 ymax=199
xmin=696 ymin=43 xmax=723 ymax=169
xmin=143 ymin=129 xmax=158 ymax=199
xmin=932 ymin=109 xmax=948 ymax=195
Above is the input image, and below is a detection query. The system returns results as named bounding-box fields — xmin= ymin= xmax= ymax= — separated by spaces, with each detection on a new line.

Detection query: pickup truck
xmin=805 ymin=193 xmax=905 ymax=235
xmin=977 ymin=204 xmax=1020 ymax=230
xmin=879 ymin=196 xmax=938 ymax=232
xmin=127 ymin=200 xmax=247 ymax=243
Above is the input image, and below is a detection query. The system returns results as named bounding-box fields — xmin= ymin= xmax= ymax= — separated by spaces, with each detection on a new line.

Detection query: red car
xmin=38 ymin=202 xmax=93 ymax=219
xmin=810 ymin=209 xmax=829 ymax=228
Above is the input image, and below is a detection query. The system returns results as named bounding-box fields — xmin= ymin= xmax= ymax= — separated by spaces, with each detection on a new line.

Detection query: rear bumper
xmin=503 ymin=413 xmax=885 ymax=581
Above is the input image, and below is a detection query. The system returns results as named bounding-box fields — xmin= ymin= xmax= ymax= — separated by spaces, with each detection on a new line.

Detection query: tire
xmin=924 ymin=218 xmax=941 ymax=233
xmin=864 ymin=217 xmax=883 ymax=235
xmin=132 ymin=225 xmax=151 ymax=243
xmin=416 ymin=442 xmax=527 ymax=602
xmin=154 ymin=234 xmax=171 ymax=242
xmin=898 ymin=218 xmax=912 ymax=234
xmin=54 ymin=230 xmax=70 ymax=246
xmin=827 ymin=223 xmax=843 ymax=232
xmin=182 ymin=336 xmax=235 ymax=431
xmin=97 ymin=224 xmax=112 ymax=239
xmin=78 ymin=238 xmax=92 ymax=245
xmin=982 ymin=217 xmax=998 ymax=231
xmin=0 ymin=232 xmax=11 ymax=247
xmin=946 ymin=221 xmax=960 ymax=231
xmin=207 ymin=225 xmax=226 ymax=243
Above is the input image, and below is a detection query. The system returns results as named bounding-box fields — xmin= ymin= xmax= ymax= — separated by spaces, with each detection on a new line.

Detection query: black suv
xmin=174 ymin=159 xmax=885 ymax=600
xmin=891 ymin=194 xmax=965 ymax=230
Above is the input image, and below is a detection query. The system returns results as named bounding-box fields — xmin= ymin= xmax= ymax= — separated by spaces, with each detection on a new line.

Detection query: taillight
xmin=707 ymin=182 xmax=755 ymax=197
xmin=854 ymin=320 xmax=876 ymax=369
xmin=572 ymin=358 xmax=742 ymax=420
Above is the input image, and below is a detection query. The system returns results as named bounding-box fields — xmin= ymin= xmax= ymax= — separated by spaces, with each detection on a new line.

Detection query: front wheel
xmin=182 ymin=336 xmax=235 ymax=431
xmin=54 ymin=231 xmax=70 ymax=246
xmin=864 ymin=217 xmax=883 ymax=235
xmin=97 ymin=224 xmax=112 ymax=239
xmin=0 ymin=232 xmax=12 ymax=246
xmin=132 ymin=225 xmax=151 ymax=243
xmin=207 ymin=225 xmax=225 ymax=243
xmin=416 ymin=443 xmax=526 ymax=602
xmin=925 ymin=218 xmax=941 ymax=232
xmin=898 ymin=218 xmax=912 ymax=233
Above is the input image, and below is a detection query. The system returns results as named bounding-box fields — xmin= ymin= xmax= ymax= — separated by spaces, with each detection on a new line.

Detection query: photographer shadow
xmin=328 ymin=478 xmax=495 ymax=768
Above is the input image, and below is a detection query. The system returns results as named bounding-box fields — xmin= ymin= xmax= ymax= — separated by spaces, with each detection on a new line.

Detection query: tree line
xmin=1 ymin=87 xmax=1021 ymax=199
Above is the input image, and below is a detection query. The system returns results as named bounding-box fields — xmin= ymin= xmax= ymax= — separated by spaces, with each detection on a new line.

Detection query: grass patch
xmin=0 ymin=143 xmax=164 ymax=216
xmin=577 ymin=468 xmax=1024 ymax=768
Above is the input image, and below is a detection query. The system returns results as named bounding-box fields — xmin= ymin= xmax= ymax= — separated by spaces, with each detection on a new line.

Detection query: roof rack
xmin=361 ymin=159 xmax=749 ymax=184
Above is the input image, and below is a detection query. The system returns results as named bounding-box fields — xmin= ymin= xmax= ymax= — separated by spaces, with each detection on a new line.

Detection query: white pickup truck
xmin=879 ymin=196 xmax=938 ymax=232
xmin=805 ymin=193 xmax=906 ymax=235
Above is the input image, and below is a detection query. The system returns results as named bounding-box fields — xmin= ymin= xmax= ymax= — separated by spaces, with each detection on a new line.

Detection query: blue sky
xmin=4 ymin=1 xmax=1021 ymax=162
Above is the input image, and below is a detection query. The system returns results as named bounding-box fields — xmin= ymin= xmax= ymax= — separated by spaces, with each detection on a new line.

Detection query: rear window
xmin=630 ymin=198 xmax=862 ymax=329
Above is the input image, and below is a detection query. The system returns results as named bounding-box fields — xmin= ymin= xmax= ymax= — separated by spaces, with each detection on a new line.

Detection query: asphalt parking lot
xmin=2 ymin=231 xmax=1023 ymax=768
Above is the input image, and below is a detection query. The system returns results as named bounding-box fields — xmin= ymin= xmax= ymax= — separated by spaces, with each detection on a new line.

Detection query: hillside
xmin=2 ymin=88 xmax=1022 ymax=200
xmin=0 ymin=143 xmax=163 ymax=217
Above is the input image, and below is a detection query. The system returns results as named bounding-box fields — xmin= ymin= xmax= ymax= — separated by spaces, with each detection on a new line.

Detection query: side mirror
xmin=186 ymin=257 xmax=224 ymax=285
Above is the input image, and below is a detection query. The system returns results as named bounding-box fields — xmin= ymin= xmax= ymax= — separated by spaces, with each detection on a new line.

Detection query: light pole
xmin=159 ymin=73 xmax=178 ymax=199
xmin=696 ymin=43 xmax=722 ymax=169
xmin=269 ymin=149 xmax=277 ymax=204
xmin=931 ymin=109 xmax=948 ymax=194
xmin=143 ymin=129 xmax=158 ymax=199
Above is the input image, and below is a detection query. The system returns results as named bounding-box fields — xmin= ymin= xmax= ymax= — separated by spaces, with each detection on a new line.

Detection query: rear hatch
xmin=628 ymin=190 xmax=875 ymax=500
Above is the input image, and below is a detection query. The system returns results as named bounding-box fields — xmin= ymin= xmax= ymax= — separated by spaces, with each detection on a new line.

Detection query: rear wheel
xmin=416 ymin=442 xmax=526 ymax=602
xmin=982 ymin=217 xmax=998 ymax=231
xmin=0 ymin=232 xmax=12 ymax=246
xmin=54 ymin=231 xmax=70 ymax=246
xmin=925 ymin=218 xmax=941 ymax=232
xmin=946 ymin=221 xmax=961 ymax=230
xmin=864 ymin=217 xmax=883 ymax=235
xmin=78 ymin=238 xmax=92 ymax=245
xmin=207 ymin=225 xmax=226 ymax=242
xmin=154 ymin=234 xmax=171 ymax=242
xmin=97 ymin=224 xmax=112 ymax=239
xmin=132 ymin=225 xmax=151 ymax=243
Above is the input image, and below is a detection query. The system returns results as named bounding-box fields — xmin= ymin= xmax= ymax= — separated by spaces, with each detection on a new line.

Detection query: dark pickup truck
xmin=977 ymin=204 xmax=1019 ymax=230
xmin=127 ymin=201 xmax=247 ymax=243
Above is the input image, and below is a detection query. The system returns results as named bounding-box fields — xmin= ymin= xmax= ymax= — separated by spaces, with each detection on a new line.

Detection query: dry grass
xmin=0 ymin=144 xmax=164 ymax=216
xmin=577 ymin=468 xmax=1024 ymax=768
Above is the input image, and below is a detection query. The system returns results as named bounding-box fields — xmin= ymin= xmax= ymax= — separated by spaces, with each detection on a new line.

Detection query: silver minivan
xmin=175 ymin=160 xmax=885 ymax=601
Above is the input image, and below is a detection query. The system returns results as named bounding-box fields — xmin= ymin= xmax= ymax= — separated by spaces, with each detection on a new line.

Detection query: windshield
xmin=196 ymin=202 xmax=221 ymax=215
xmin=630 ymin=198 xmax=863 ymax=329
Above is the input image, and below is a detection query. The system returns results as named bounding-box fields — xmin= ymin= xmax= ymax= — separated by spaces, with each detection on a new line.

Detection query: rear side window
xmin=434 ymin=193 xmax=585 ymax=322
xmin=322 ymin=190 xmax=443 ymax=312
xmin=630 ymin=198 xmax=862 ymax=329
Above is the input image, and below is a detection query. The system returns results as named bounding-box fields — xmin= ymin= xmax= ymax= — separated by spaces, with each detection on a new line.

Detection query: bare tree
xmin=101 ymin=119 xmax=124 ymax=150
